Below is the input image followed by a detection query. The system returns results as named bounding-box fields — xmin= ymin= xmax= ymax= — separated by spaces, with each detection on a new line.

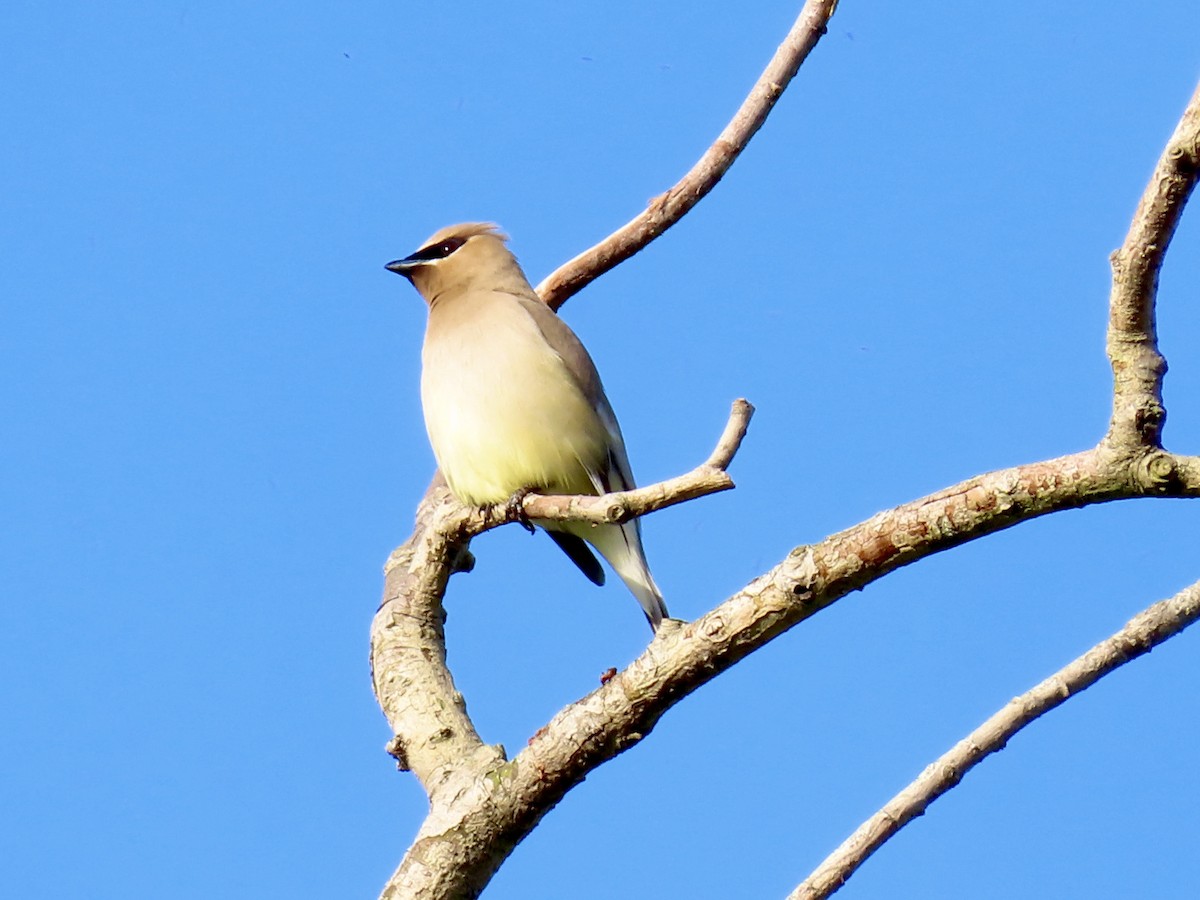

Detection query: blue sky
xmin=3 ymin=2 xmax=1199 ymax=898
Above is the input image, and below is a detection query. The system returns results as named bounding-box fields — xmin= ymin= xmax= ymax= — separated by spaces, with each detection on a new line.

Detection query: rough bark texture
xmin=1105 ymin=80 xmax=1200 ymax=451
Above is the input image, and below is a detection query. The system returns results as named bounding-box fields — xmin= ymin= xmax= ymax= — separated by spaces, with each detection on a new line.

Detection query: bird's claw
xmin=505 ymin=488 xmax=536 ymax=534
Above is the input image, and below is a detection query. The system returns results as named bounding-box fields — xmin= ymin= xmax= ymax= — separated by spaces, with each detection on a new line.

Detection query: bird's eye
xmin=408 ymin=236 xmax=467 ymax=262
xmin=399 ymin=235 xmax=470 ymax=267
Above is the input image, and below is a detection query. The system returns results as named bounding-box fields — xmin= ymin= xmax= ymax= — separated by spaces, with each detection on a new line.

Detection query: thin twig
xmin=1105 ymin=79 xmax=1200 ymax=450
xmin=706 ymin=398 xmax=756 ymax=469
xmin=468 ymin=399 xmax=754 ymax=529
xmin=790 ymin=579 xmax=1200 ymax=900
xmin=535 ymin=1 xmax=840 ymax=310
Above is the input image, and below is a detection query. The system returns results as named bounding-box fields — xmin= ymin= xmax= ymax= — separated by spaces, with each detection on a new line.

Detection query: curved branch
xmin=534 ymin=0 xmax=840 ymax=310
xmin=791 ymin=578 xmax=1200 ymax=900
xmin=505 ymin=450 xmax=1200 ymax=800
xmin=371 ymin=477 xmax=493 ymax=794
xmin=1105 ymin=80 xmax=1200 ymax=450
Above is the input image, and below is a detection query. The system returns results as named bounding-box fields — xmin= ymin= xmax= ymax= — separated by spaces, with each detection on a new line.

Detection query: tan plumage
xmin=386 ymin=223 xmax=667 ymax=630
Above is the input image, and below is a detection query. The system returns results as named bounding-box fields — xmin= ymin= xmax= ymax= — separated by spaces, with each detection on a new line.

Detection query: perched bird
xmin=386 ymin=222 xmax=668 ymax=630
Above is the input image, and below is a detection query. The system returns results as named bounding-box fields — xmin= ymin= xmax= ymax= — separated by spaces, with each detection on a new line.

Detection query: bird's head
xmin=386 ymin=222 xmax=530 ymax=304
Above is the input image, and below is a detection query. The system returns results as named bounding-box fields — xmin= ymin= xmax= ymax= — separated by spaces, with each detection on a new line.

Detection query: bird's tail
xmin=583 ymin=520 xmax=668 ymax=631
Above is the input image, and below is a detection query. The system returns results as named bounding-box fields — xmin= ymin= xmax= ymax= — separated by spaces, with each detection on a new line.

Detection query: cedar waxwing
xmin=386 ymin=222 xmax=668 ymax=630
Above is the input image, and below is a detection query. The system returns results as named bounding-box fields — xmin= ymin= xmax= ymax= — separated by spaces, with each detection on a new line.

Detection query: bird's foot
xmin=505 ymin=488 xmax=536 ymax=534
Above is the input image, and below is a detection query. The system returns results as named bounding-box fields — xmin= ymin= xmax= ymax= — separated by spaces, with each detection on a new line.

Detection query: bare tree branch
xmin=371 ymin=476 xmax=493 ymax=793
xmin=790 ymin=578 xmax=1200 ymax=900
xmin=790 ymin=75 xmax=1200 ymax=900
xmin=1105 ymin=81 xmax=1200 ymax=450
xmin=705 ymin=397 xmax=757 ymax=469
xmin=498 ymin=451 xmax=1200 ymax=805
xmin=378 ymin=449 xmax=1200 ymax=898
xmin=534 ymin=0 xmax=841 ymax=310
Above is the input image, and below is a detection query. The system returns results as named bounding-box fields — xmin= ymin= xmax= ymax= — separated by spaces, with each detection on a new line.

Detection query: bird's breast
xmin=420 ymin=297 xmax=607 ymax=505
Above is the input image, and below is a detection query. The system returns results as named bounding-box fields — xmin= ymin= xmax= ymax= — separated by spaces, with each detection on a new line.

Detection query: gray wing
xmin=515 ymin=296 xmax=665 ymax=625
xmin=515 ymin=296 xmax=607 ymax=414
xmin=514 ymin=295 xmax=636 ymax=488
